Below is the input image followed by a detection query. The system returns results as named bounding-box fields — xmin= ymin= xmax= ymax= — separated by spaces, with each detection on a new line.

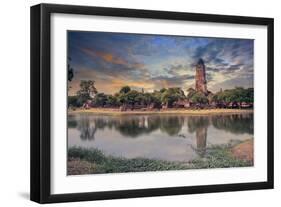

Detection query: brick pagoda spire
xmin=195 ymin=58 xmax=207 ymax=94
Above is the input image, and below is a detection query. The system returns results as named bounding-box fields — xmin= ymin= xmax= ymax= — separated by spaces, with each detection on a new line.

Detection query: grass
xmin=68 ymin=143 xmax=252 ymax=175
xmin=190 ymin=144 xmax=251 ymax=169
xmin=68 ymin=147 xmax=187 ymax=174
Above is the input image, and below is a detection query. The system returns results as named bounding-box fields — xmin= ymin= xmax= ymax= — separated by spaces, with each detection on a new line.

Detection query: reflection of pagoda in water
xmin=187 ymin=116 xmax=210 ymax=157
xmin=195 ymin=127 xmax=207 ymax=157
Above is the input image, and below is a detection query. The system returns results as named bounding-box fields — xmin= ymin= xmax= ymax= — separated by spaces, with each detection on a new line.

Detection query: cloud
xmin=75 ymin=46 xmax=152 ymax=85
xmin=151 ymin=74 xmax=195 ymax=82
xmin=68 ymin=31 xmax=254 ymax=94
xmin=192 ymin=38 xmax=253 ymax=68
xmin=150 ymin=74 xmax=195 ymax=91
xmin=80 ymin=47 xmax=144 ymax=70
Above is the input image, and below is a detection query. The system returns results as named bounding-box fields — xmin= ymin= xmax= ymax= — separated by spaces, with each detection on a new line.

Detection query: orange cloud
xmin=68 ymin=67 xmax=155 ymax=95
xmin=110 ymin=79 xmax=155 ymax=91
xmin=81 ymin=47 xmax=130 ymax=66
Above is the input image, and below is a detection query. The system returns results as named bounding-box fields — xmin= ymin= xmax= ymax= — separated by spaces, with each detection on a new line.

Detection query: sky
xmin=67 ymin=31 xmax=254 ymax=95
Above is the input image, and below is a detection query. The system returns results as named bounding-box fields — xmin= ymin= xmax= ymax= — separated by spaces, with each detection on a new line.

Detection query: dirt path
xmin=68 ymin=108 xmax=254 ymax=116
xmin=231 ymin=139 xmax=253 ymax=163
xmin=67 ymin=158 xmax=94 ymax=175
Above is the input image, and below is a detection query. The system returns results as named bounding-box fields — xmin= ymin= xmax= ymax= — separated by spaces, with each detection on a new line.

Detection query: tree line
xmin=68 ymin=80 xmax=254 ymax=109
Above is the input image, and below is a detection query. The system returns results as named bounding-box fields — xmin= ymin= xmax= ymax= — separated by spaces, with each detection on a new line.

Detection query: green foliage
xmin=117 ymin=90 xmax=138 ymax=105
xmin=106 ymin=95 xmax=118 ymax=106
xmin=160 ymin=88 xmax=167 ymax=93
xmin=149 ymin=92 xmax=162 ymax=107
xmin=186 ymin=87 xmax=253 ymax=106
xmin=187 ymin=88 xmax=209 ymax=104
xmin=116 ymin=89 xmax=162 ymax=107
xmin=68 ymin=144 xmax=252 ymax=175
xmin=161 ymin=87 xmax=186 ymax=107
xmin=190 ymin=145 xmax=251 ymax=169
xmin=68 ymin=147 xmax=187 ymax=174
xmin=190 ymin=91 xmax=208 ymax=104
xmin=124 ymin=90 xmax=140 ymax=105
xmin=119 ymin=86 xmax=131 ymax=94
xmin=68 ymin=95 xmax=80 ymax=107
xmin=143 ymin=92 xmax=161 ymax=107
xmin=212 ymin=87 xmax=253 ymax=104
xmin=186 ymin=88 xmax=196 ymax=100
xmin=72 ymin=82 xmax=253 ymax=108
xmin=77 ymin=80 xmax=98 ymax=103
xmin=92 ymin=93 xmax=107 ymax=107
xmin=67 ymin=57 xmax=74 ymax=82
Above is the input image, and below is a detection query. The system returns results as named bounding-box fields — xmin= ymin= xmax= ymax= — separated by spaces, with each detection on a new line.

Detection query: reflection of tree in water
xmin=114 ymin=116 xmax=185 ymax=137
xmin=68 ymin=119 xmax=78 ymax=128
xmin=68 ymin=115 xmax=78 ymax=128
xmin=187 ymin=116 xmax=210 ymax=133
xmin=71 ymin=113 xmax=253 ymax=144
xmin=187 ymin=116 xmax=210 ymax=157
xmin=82 ymin=116 xmax=185 ymax=138
xmin=73 ymin=115 xmax=185 ymax=138
xmin=159 ymin=116 xmax=184 ymax=136
xmin=93 ymin=117 xmax=107 ymax=130
xmin=77 ymin=116 xmax=97 ymax=140
xmin=114 ymin=116 xmax=160 ymax=138
xmin=211 ymin=114 xmax=253 ymax=134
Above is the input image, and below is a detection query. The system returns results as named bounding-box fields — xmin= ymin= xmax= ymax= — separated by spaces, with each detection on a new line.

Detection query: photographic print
xmin=67 ymin=31 xmax=254 ymax=175
xmin=31 ymin=4 xmax=273 ymax=203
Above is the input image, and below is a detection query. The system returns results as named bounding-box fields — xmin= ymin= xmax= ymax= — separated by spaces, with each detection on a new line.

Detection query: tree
xmin=212 ymin=87 xmax=254 ymax=108
xmin=186 ymin=88 xmax=196 ymax=100
xmin=106 ymin=95 xmax=118 ymax=107
xmin=68 ymin=95 xmax=80 ymax=107
xmin=119 ymin=86 xmax=131 ymax=94
xmin=160 ymin=88 xmax=167 ymax=93
xmin=135 ymin=93 xmax=146 ymax=105
xmin=115 ymin=89 xmax=161 ymax=108
xmin=161 ymin=87 xmax=186 ymax=107
xmin=77 ymin=80 xmax=97 ymax=98
xmin=245 ymin=88 xmax=254 ymax=103
xmin=92 ymin=93 xmax=107 ymax=107
xmin=67 ymin=57 xmax=74 ymax=82
xmin=122 ymin=90 xmax=139 ymax=106
xmin=141 ymin=92 xmax=161 ymax=107
xmin=77 ymin=80 xmax=98 ymax=104
xmin=190 ymin=92 xmax=208 ymax=104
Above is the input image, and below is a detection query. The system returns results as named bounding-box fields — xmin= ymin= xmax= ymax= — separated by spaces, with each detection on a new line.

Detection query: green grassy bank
xmin=67 ymin=143 xmax=252 ymax=175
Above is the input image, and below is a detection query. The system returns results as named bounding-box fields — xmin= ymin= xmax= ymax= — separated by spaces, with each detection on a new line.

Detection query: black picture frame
xmin=30 ymin=3 xmax=274 ymax=204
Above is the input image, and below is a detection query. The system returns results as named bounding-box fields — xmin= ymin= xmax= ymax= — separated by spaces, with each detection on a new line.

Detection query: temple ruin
xmin=195 ymin=58 xmax=208 ymax=95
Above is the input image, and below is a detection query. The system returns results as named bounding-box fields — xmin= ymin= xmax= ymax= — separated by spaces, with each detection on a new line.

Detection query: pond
xmin=68 ymin=113 xmax=253 ymax=162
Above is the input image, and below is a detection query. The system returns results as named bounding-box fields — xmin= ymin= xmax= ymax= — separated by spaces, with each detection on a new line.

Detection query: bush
xmin=68 ymin=96 xmax=81 ymax=107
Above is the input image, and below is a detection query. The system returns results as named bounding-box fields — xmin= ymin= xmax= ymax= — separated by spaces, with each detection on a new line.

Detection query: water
xmin=68 ymin=113 xmax=253 ymax=162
